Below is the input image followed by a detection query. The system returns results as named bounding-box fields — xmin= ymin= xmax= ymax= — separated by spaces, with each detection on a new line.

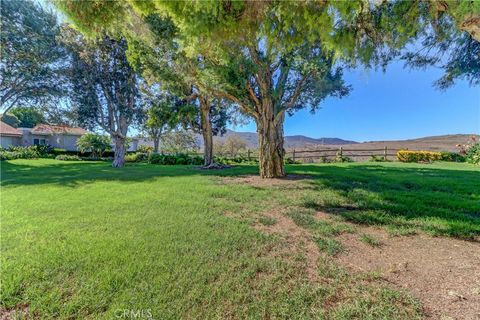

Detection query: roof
xmin=0 ymin=121 xmax=22 ymax=136
xmin=30 ymin=124 xmax=88 ymax=136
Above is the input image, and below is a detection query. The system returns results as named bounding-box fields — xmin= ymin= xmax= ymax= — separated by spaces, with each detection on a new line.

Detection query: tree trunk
xmin=112 ymin=136 xmax=126 ymax=167
xmin=153 ymin=137 xmax=160 ymax=153
xmin=200 ymin=97 xmax=214 ymax=166
xmin=256 ymin=104 xmax=285 ymax=178
xmin=460 ymin=15 xmax=480 ymax=42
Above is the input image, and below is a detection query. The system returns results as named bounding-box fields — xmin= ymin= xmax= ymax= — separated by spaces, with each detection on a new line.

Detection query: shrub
xmin=76 ymin=133 xmax=111 ymax=158
xmin=32 ymin=144 xmax=53 ymax=156
xmin=137 ymin=145 xmax=154 ymax=153
xmin=439 ymin=151 xmax=465 ymax=162
xmin=396 ymin=150 xmax=442 ymax=163
xmin=125 ymin=153 xmax=138 ymax=163
xmin=320 ymin=156 xmax=332 ymax=163
xmin=51 ymin=148 xmax=67 ymax=156
xmin=124 ymin=153 xmax=149 ymax=163
xmin=55 ymin=154 xmax=81 ymax=161
xmin=148 ymin=153 xmax=162 ymax=164
xmin=335 ymin=152 xmax=353 ymax=163
xmin=369 ymin=155 xmax=388 ymax=162
xmin=465 ymin=142 xmax=480 ymax=165
xmin=147 ymin=153 xmax=203 ymax=165
xmin=215 ymin=156 xmax=258 ymax=165
xmin=0 ymin=146 xmax=40 ymax=160
xmin=189 ymin=155 xmax=204 ymax=165
xmin=285 ymin=157 xmax=301 ymax=164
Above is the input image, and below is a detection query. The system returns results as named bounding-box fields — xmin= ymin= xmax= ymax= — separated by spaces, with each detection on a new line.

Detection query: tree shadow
xmin=2 ymin=160 xmax=479 ymax=239
xmin=0 ymin=160 xmax=258 ymax=188
xmin=289 ymin=164 xmax=480 ymax=240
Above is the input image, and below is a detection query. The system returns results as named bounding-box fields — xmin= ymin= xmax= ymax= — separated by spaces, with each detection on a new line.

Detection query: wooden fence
xmin=212 ymin=146 xmax=402 ymax=162
xmin=289 ymin=146 xmax=401 ymax=162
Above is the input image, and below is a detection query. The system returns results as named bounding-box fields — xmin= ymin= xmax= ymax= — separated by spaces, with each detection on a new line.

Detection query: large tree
xmin=176 ymin=94 xmax=230 ymax=166
xmin=0 ymin=0 xmax=66 ymax=115
xmin=55 ymin=1 xmax=350 ymax=177
xmin=55 ymin=0 xmax=479 ymax=176
xmin=127 ymin=13 xmax=232 ymax=167
xmin=10 ymin=107 xmax=45 ymax=128
xmin=140 ymin=3 xmax=351 ymax=177
xmin=61 ymin=27 xmax=141 ymax=167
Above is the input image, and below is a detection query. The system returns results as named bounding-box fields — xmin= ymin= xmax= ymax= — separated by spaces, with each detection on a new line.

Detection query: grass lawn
xmin=1 ymin=159 xmax=479 ymax=319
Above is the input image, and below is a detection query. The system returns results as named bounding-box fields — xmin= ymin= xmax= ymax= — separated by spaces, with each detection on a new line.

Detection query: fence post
xmin=339 ymin=146 xmax=343 ymax=158
xmin=247 ymin=149 xmax=251 ymax=161
xmin=292 ymin=149 xmax=296 ymax=162
xmin=384 ymin=146 xmax=387 ymax=161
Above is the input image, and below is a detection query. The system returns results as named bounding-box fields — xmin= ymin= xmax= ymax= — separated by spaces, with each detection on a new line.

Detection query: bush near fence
xmin=396 ymin=150 xmax=443 ymax=163
xmin=148 ymin=153 xmax=204 ymax=165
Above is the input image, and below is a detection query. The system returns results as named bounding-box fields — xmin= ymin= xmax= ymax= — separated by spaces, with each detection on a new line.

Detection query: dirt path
xmin=334 ymin=224 xmax=480 ymax=320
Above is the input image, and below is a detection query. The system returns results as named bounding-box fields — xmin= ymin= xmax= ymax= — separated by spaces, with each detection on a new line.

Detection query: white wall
xmin=1 ymin=136 xmax=20 ymax=148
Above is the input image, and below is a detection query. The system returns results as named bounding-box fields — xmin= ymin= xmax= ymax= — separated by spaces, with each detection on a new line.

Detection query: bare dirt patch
xmin=253 ymin=210 xmax=321 ymax=282
xmin=222 ymin=174 xmax=312 ymax=188
xmin=0 ymin=304 xmax=30 ymax=320
xmin=333 ymin=223 xmax=480 ymax=320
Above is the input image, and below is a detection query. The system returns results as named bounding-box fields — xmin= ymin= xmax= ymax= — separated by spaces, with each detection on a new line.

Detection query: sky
xmin=230 ymin=62 xmax=480 ymax=142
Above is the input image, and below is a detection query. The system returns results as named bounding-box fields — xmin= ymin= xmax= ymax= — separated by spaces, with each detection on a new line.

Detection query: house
xmin=0 ymin=121 xmax=89 ymax=151
xmin=21 ymin=124 xmax=89 ymax=151
xmin=0 ymin=121 xmax=22 ymax=148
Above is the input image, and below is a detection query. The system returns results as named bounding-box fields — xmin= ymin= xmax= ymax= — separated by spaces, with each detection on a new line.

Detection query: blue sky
xmin=230 ymin=62 xmax=479 ymax=142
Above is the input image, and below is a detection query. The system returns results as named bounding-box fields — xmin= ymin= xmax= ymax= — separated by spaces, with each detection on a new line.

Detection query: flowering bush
xmin=397 ymin=150 xmax=442 ymax=163
xmin=125 ymin=152 xmax=149 ymax=163
xmin=465 ymin=143 xmax=480 ymax=165
xmin=458 ymin=136 xmax=480 ymax=165
xmin=137 ymin=145 xmax=154 ymax=153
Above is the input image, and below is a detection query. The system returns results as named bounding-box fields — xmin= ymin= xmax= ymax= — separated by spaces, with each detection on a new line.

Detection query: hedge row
xmin=396 ymin=150 xmax=464 ymax=163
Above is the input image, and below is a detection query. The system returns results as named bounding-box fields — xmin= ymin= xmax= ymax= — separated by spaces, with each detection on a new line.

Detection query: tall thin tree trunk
xmin=153 ymin=136 xmax=160 ymax=153
xmin=256 ymin=103 xmax=285 ymax=178
xmin=200 ymin=97 xmax=214 ymax=166
xmin=112 ymin=136 xmax=126 ymax=167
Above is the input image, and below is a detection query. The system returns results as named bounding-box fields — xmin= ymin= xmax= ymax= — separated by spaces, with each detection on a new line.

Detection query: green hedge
xmin=55 ymin=154 xmax=82 ymax=161
xmin=397 ymin=150 xmax=464 ymax=163
xmin=148 ymin=153 xmax=204 ymax=165
xmin=0 ymin=146 xmax=50 ymax=161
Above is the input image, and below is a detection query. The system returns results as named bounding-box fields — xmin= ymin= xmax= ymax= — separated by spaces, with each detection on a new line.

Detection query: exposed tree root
xmin=199 ymin=163 xmax=231 ymax=170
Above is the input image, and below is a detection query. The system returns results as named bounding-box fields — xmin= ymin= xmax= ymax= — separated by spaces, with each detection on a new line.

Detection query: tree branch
xmin=282 ymin=73 xmax=312 ymax=110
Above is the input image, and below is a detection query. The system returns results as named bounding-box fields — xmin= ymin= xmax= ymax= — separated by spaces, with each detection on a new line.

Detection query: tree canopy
xmin=54 ymin=0 xmax=480 ymax=177
xmin=10 ymin=107 xmax=45 ymax=128
xmin=60 ymin=26 xmax=141 ymax=167
xmin=1 ymin=0 xmax=67 ymax=114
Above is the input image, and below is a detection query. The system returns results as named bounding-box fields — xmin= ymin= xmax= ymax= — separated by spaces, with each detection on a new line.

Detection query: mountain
xmin=338 ymin=134 xmax=478 ymax=152
xmin=137 ymin=131 xmax=477 ymax=153
xmin=211 ymin=130 xmax=358 ymax=149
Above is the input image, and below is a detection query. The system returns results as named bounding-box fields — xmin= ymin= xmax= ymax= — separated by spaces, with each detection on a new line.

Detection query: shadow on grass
xmin=2 ymin=160 xmax=479 ymax=239
xmin=290 ymin=164 xmax=480 ymax=240
xmin=0 ymin=160 xmax=258 ymax=188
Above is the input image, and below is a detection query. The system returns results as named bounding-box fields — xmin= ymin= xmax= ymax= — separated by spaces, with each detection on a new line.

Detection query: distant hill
xmin=137 ymin=131 xmax=478 ymax=153
xmin=338 ymin=134 xmax=478 ymax=152
xmin=211 ymin=130 xmax=358 ymax=149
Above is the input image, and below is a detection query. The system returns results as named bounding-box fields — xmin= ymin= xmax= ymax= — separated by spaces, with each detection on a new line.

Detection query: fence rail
xmin=211 ymin=146 xmax=404 ymax=162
